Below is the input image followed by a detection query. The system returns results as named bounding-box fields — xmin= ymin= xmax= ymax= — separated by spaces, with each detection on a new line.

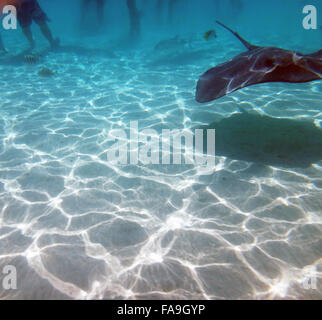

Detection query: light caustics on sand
xmin=0 ymin=38 xmax=321 ymax=299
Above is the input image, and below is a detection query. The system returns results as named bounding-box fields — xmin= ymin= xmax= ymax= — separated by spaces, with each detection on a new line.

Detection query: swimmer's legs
xmin=97 ymin=0 xmax=105 ymax=26
xmin=126 ymin=0 xmax=140 ymax=39
xmin=80 ymin=0 xmax=90 ymax=28
xmin=22 ymin=27 xmax=35 ymax=50
xmin=0 ymin=33 xmax=7 ymax=52
xmin=38 ymin=22 xmax=59 ymax=48
xmin=168 ymin=0 xmax=179 ymax=24
xmin=39 ymin=22 xmax=54 ymax=44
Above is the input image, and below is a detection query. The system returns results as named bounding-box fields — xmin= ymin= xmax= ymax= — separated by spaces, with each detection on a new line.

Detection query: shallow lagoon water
xmin=0 ymin=0 xmax=321 ymax=299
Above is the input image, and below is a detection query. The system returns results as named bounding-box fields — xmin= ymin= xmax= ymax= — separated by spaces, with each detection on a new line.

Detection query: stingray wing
xmin=305 ymin=49 xmax=322 ymax=59
xmin=196 ymin=50 xmax=272 ymax=103
xmin=303 ymin=50 xmax=322 ymax=78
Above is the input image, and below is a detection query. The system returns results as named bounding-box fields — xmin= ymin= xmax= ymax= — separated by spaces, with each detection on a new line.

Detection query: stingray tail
xmin=216 ymin=20 xmax=258 ymax=51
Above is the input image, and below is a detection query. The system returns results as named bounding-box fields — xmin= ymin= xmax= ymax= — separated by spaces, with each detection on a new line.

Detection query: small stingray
xmin=38 ymin=67 xmax=55 ymax=77
xmin=196 ymin=21 xmax=322 ymax=103
xmin=154 ymin=36 xmax=188 ymax=51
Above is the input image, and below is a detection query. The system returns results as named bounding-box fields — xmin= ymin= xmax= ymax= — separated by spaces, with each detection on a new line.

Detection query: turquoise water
xmin=0 ymin=0 xmax=321 ymax=299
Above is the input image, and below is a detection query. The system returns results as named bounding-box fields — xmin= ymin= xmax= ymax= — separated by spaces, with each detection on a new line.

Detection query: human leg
xmin=126 ymin=0 xmax=140 ymax=38
xmin=22 ymin=26 xmax=35 ymax=50
xmin=96 ymin=0 xmax=105 ymax=26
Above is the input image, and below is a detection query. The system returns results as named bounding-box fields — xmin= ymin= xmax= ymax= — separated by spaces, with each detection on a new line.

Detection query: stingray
xmin=196 ymin=21 xmax=322 ymax=103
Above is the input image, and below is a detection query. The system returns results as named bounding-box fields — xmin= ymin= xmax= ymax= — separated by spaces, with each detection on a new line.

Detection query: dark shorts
xmin=17 ymin=0 xmax=50 ymax=29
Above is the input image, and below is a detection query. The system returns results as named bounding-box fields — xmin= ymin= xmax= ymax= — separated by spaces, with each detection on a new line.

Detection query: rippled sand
xmin=0 ymin=35 xmax=321 ymax=299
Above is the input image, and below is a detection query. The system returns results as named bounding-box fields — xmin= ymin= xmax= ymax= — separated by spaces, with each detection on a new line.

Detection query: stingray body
xmin=196 ymin=21 xmax=322 ymax=103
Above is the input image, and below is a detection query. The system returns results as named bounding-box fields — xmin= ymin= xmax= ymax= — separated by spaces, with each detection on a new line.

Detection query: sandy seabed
xmin=0 ymin=34 xmax=321 ymax=299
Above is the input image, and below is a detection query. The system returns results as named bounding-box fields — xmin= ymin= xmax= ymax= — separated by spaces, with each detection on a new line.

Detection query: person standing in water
xmin=6 ymin=0 xmax=59 ymax=50
xmin=126 ymin=0 xmax=140 ymax=39
xmin=229 ymin=0 xmax=243 ymax=17
xmin=80 ymin=0 xmax=106 ymax=31
xmin=168 ymin=0 xmax=179 ymax=24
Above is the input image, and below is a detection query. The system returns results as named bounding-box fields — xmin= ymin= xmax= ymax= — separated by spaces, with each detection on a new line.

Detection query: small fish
xmin=203 ymin=30 xmax=217 ymax=41
xmin=24 ymin=54 xmax=39 ymax=64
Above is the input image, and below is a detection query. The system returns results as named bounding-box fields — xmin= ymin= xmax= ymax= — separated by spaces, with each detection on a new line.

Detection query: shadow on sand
xmin=198 ymin=111 xmax=322 ymax=168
